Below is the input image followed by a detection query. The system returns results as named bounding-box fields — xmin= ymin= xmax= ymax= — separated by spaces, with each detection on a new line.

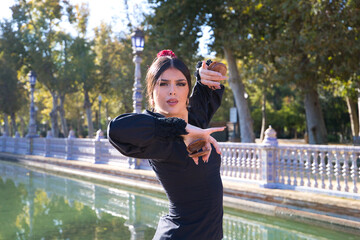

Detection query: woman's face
xmin=153 ymin=68 xmax=189 ymax=119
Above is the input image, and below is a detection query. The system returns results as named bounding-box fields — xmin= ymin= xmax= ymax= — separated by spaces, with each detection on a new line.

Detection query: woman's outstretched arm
xmin=108 ymin=113 xmax=187 ymax=160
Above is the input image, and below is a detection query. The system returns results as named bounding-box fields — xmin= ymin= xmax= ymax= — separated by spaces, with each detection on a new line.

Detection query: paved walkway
xmin=0 ymin=152 xmax=359 ymax=235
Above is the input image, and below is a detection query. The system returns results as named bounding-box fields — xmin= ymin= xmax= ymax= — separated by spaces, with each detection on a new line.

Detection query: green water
xmin=0 ymin=160 xmax=358 ymax=240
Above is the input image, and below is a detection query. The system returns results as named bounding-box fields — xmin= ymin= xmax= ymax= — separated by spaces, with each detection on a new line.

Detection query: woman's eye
xmin=159 ymin=82 xmax=168 ymax=86
xmin=177 ymin=83 xmax=186 ymax=86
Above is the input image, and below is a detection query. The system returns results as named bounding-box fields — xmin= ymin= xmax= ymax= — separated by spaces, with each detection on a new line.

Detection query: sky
xmin=0 ymin=0 xmax=214 ymax=56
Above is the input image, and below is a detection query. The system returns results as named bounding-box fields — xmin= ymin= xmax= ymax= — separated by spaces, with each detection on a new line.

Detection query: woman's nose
xmin=169 ymin=85 xmax=176 ymax=95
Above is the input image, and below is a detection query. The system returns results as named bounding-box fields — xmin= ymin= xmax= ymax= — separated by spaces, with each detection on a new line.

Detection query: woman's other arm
xmin=188 ymin=61 xmax=227 ymax=128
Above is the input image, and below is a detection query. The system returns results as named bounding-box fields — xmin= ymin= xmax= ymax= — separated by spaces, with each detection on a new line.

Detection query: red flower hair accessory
xmin=157 ymin=49 xmax=176 ymax=58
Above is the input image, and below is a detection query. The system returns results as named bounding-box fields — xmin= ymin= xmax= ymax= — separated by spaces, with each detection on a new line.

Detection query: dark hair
xmin=146 ymin=56 xmax=192 ymax=108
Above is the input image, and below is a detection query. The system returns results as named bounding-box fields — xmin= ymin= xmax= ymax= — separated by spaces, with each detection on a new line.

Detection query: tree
xmin=0 ymin=20 xmax=27 ymax=136
xmin=69 ymin=3 xmax=107 ymax=137
xmin=225 ymin=0 xmax=358 ymax=144
xmin=145 ymin=0 xmax=261 ymax=142
xmin=11 ymin=0 xmax=76 ymax=137
xmin=55 ymin=32 xmax=77 ymax=137
xmin=69 ymin=37 xmax=97 ymax=137
xmin=93 ymin=23 xmax=134 ymax=115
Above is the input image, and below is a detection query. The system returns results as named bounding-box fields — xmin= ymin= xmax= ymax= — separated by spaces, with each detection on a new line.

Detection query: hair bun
xmin=157 ymin=49 xmax=176 ymax=58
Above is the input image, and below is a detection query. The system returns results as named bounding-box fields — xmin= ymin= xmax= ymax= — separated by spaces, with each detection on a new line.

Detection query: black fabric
xmin=108 ymin=82 xmax=224 ymax=240
xmin=155 ymin=117 xmax=188 ymax=141
xmin=194 ymin=60 xmax=212 ymax=83
xmin=188 ymin=81 xmax=224 ymax=129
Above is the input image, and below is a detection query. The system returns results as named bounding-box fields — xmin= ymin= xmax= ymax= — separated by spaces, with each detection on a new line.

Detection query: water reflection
xmin=0 ymin=161 xmax=358 ymax=240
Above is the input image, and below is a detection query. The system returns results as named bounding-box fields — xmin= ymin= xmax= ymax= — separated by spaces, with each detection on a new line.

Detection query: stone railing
xmin=1 ymin=127 xmax=359 ymax=199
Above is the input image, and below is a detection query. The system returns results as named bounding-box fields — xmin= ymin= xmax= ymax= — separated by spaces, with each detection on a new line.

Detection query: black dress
xmin=108 ymin=82 xmax=224 ymax=240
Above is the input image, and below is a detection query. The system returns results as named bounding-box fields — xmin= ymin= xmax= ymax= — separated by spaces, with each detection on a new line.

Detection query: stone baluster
xmin=66 ymin=130 xmax=75 ymax=160
xmin=226 ymin=146 xmax=231 ymax=176
xmin=222 ymin=147 xmax=228 ymax=176
xmin=251 ymin=149 xmax=257 ymax=180
xmin=13 ymin=132 xmax=19 ymax=154
xmin=260 ymin=125 xmax=279 ymax=188
xmin=236 ymin=148 xmax=241 ymax=178
xmin=241 ymin=149 xmax=246 ymax=179
xmin=220 ymin=146 xmax=225 ymax=175
xmin=226 ymin=147 xmax=231 ymax=177
xmin=342 ymin=152 xmax=349 ymax=192
xmin=45 ymin=130 xmax=52 ymax=157
xmin=274 ymin=148 xmax=280 ymax=183
xmin=256 ymin=149 xmax=261 ymax=181
xmin=26 ymin=137 xmax=32 ymax=155
xmin=280 ymin=149 xmax=285 ymax=184
xmin=350 ymin=152 xmax=358 ymax=193
xmin=231 ymin=147 xmax=236 ymax=178
xmin=286 ymin=149 xmax=291 ymax=185
xmin=319 ymin=151 xmax=325 ymax=189
xmin=312 ymin=151 xmax=319 ymax=188
xmin=299 ymin=149 xmax=304 ymax=186
xmin=94 ymin=139 xmax=102 ymax=164
xmin=246 ymin=149 xmax=251 ymax=179
xmin=334 ymin=151 xmax=341 ymax=191
xmin=95 ymin=129 xmax=104 ymax=164
xmin=292 ymin=150 xmax=297 ymax=186
xmin=1 ymin=133 xmax=8 ymax=152
xmin=326 ymin=151 xmax=333 ymax=190
xmin=305 ymin=150 xmax=311 ymax=187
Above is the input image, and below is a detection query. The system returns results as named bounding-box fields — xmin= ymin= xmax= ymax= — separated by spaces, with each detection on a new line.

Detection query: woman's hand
xmin=182 ymin=123 xmax=225 ymax=165
xmin=199 ymin=61 xmax=227 ymax=90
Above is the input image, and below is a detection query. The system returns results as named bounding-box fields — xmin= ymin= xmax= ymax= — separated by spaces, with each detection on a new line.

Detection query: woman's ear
xmin=151 ymin=98 xmax=155 ymax=108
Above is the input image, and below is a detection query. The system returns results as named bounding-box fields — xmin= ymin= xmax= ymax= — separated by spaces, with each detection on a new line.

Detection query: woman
xmin=108 ymin=50 xmax=227 ymax=239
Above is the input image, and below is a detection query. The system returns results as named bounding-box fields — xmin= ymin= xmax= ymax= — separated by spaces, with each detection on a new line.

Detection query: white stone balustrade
xmin=0 ymin=126 xmax=359 ymax=199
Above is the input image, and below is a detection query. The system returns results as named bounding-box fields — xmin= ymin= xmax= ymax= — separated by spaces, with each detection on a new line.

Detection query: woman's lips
xmin=167 ymin=98 xmax=178 ymax=106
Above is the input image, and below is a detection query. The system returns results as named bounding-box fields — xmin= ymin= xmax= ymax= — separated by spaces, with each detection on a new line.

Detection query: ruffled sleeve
xmin=108 ymin=113 xmax=187 ymax=159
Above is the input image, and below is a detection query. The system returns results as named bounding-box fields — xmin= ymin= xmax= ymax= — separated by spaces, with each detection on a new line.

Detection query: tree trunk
xmin=345 ymin=96 xmax=358 ymax=138
xmin=3 ymin=114 xmax=10 ymax=136
xmin=84 ymin=90 xmax=94 ymax=138
xmin=50 ymin=91 xmax=60 ymax=138
xmin=10 ymin=112 xmax=17 ymax=136
xmin=20 ymin=116 xmax=26 ymax=137
xmin=357 ymin=90 xmax=360 ymax=138
xmin=260 ymin=92 xmax=266 ymax=141
xmin=223 ymin=47 xmax=255 ymax=143
xmin=304 ymin=87 xmax=327 ymax=144
xmin=105 ymin=102 xmax=110 ymax=126
xmin=58 ymin=94 xmax=68 ymax=137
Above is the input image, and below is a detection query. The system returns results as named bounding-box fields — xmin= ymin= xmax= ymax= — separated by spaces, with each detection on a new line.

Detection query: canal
xmin=0 ymin=160 xmax=358 ymax=240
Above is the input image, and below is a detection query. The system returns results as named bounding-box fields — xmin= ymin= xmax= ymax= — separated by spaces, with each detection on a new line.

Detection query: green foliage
xmin=93 ymin=23 xmax=135 ymax=114
xmin=249 ymin=82 xmax=306 ymax=139
xmin=145 ymin=0 xmax=204 ymax=64
xmin=0 ymin=0 xmax=358 ymax=142
xmin=320 ymin=90 xmax=351 ymax=143
xmin=0 ymin=20 xmax=27 ymax=117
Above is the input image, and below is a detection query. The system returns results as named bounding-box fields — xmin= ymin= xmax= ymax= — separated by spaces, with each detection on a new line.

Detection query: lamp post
xmin=129 ymin=28 xmax=149 ymax=170
xmin=27 ymin=71 xmax=38 ymax=138
xmin=131 ymin=28 xmax=145 ymax=113
xmin=98 ymin=95 xmax=102 ymax=130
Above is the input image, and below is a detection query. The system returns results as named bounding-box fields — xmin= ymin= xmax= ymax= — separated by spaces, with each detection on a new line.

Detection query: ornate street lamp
xmin=26 ymin=71 xmax=38 ymax=138
xmin=98 ymin=95 xmax=102 ymax=130
xmin=129 ymin=29 xmax=148 ymax=169
xmin=131 ymin=29 xmax=145 ymax=113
